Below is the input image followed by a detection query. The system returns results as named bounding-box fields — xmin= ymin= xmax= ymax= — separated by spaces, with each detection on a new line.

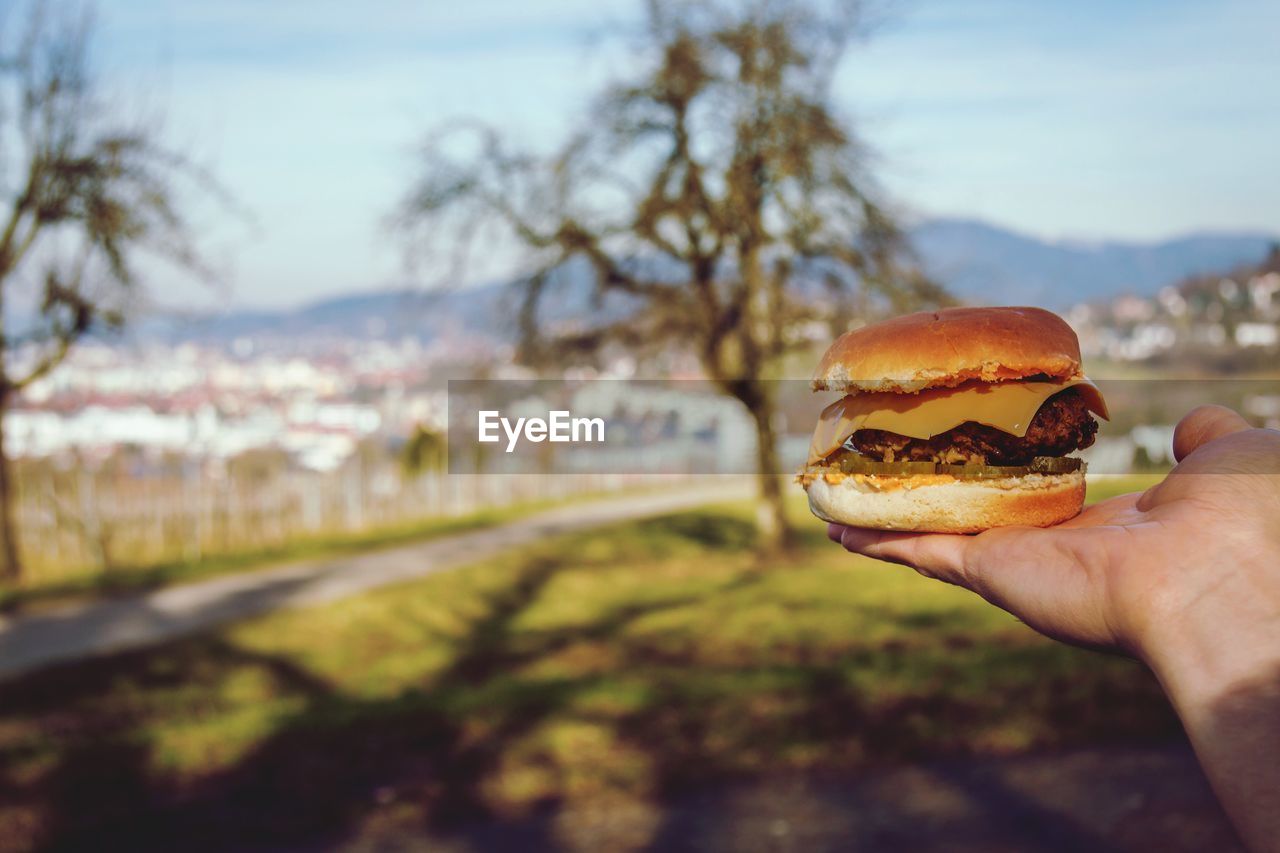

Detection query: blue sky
xmin=94 ymin=0 xmax=1280 ymax=308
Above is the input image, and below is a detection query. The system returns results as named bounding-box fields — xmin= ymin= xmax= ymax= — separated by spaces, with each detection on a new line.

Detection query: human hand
xmin=829 ymin=404 xmax=1280 ymax=665
xmin=829 ymin=404 xmax=1280 ymax=849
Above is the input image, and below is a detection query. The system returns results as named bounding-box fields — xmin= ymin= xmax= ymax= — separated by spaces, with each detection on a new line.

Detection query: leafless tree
xmin=399 ymin=0 xmax=947 ymax=551
xmin=0 ymin=1 xmax=224 ymax=581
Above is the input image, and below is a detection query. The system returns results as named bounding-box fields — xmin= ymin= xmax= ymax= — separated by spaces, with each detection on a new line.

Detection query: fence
xmin=12 ymin=459 xmax=662 ymax=586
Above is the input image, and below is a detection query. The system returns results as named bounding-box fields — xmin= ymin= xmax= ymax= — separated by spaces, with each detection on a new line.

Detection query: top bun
xmin=813 ymin=306 xmax=1083 ymax=394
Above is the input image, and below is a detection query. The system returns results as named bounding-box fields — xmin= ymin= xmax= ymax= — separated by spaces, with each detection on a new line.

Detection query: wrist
xmin=1136 ymin=561 xmax=1280 ymax=716
xmin=1137 ymin=589 xmax=1280 ymax=853
xmin=1143 ymin=619 xmax=1280 ymax=718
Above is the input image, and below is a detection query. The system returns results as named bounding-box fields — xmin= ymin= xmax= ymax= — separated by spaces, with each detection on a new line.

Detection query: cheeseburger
xmin=799 ymin=306 xmax=1109 ymax=533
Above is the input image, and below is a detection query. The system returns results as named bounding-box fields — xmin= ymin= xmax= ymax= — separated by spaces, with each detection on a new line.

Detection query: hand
xmin=829 ymin=404 xmax=1280 ymax=661
xmin=828 ymin=405 xmax=1280 ymax=850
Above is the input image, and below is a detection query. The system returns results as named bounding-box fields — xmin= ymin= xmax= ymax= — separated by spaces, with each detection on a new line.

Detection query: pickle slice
xmin=837 ymin=456 xmax=938 ymax=476
xmin=1028 ymin=456 xmax=1084 ymax=474
xmin=832 ymin=453 xmax=1083 ymax=479
xmin=939 ymin=463 xmax=1027 ymax=480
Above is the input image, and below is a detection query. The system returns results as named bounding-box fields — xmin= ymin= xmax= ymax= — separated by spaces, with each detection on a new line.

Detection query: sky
xmin=85 ymin=0 xmax=1280 ymax=309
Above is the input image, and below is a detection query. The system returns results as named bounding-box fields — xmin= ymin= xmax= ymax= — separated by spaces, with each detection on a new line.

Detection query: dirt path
xmin=0 ymin=484 xmax=744 ymax=680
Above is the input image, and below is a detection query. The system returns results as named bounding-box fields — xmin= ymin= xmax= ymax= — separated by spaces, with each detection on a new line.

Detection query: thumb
xmin=1172 ymin=405 xmax=1252 ymax=463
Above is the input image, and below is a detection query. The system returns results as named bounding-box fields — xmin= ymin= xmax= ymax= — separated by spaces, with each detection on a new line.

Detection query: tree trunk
xmin=0 ymin=400 xmax=22 ymax=582
xmin=749 ymin=400 xmax=793 ymax=554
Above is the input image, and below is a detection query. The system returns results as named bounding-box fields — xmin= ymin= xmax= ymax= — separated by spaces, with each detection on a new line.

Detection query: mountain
xmin=913 ymin=219 xmax=1278 ymax=308
xmin=139 ymin=257 xmax=640 ymax=347
xmin=159 ymin=290 xmax=501 ymax=342
xmin=142 ymin=219 xmax=1277 ymax=343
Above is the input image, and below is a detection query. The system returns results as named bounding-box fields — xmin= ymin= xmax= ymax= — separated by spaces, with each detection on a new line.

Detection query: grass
xmin=3 ymin=474 xmax=1159 ymax=617
xmin=1087 ymin=472 xmax=1163 ymax=502
xmin=0 ymin=477 xmax=1177 ymax=851
xmin=0 ymin=489 xmax=630 ymax=615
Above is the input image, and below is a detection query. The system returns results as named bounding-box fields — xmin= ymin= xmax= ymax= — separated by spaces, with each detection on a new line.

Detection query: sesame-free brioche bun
xmin=812 ymin=306 xmax=1083 ymax=394
xmin=806 ymin=470 xmax=1085 ymax=534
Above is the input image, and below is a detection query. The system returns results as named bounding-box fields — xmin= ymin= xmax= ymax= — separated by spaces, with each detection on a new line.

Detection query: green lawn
xmin=0 ymin=477 xmax=1177 ymax=851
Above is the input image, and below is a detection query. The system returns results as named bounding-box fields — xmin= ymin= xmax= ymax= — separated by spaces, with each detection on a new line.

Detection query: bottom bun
xmin=805 ymin=470 xmax=1085 ymax=534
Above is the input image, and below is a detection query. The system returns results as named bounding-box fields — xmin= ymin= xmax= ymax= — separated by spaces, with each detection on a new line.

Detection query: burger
xmin=799 ymin=306 xmax=1109 ymax=533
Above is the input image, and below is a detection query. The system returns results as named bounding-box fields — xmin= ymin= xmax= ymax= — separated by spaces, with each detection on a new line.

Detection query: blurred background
xmin=0 ymin=0 xmax=1276 ymax=850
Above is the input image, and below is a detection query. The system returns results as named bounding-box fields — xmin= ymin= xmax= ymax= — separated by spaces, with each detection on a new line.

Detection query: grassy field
xmin=0 ymin=489 xmax=632 ymax=614
xmin=0 ymin=476 xmax=1177 ymax=851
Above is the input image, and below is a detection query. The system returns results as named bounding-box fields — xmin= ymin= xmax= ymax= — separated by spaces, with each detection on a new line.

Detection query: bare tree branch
xmin=0 ymin=0 xmax=234 ymax=580
xmin=398 ymin=0 xmax=952 ymax=551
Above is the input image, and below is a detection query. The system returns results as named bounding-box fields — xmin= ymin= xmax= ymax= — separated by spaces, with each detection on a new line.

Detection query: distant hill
xmin=143 ymin=219 xmax=1277 ymax=343
xmin=139 ymin=257 xmax=639 ymax=347
xmin=913 ymin=218 xmax=1277 ymax=308
xmin=150 ymin=289 xmax=503 ymax=343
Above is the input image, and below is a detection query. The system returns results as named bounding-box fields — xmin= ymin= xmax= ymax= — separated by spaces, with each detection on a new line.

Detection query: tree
xmin=400 ymin=423 xmax=447 ymax=477
xmin=0 ymin=2 xmax=223 ymax=581
xmin=399 ymin=0 xmax=947 ymax=551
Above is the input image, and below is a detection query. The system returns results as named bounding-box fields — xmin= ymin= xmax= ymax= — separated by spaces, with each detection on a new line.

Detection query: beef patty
xmin=845 ymin=389 xmax=1098 ymax=466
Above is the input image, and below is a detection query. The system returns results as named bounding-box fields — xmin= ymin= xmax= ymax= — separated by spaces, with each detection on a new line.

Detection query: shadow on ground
xmin=0 ymin=509 xmax=1237 ymax=852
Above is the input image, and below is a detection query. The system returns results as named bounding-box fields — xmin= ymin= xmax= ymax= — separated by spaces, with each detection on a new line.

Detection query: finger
xmin=841 ymin=524 xmax=1084 ymax=609
xmin=827 ymin=522 xmax=846 ymax=543
xmin=837 ymin=526 xmax=971 ymax=583
xmin=840 ymin=524 xmax=1119 ymax=649
xmin=1172 ymin=405 xmax=1252 ymax=462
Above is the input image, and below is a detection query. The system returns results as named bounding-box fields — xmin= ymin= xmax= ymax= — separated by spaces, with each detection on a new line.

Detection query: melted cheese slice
xmin=808 ymin=379 xmax=1109 ymax=465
